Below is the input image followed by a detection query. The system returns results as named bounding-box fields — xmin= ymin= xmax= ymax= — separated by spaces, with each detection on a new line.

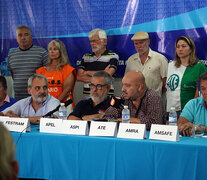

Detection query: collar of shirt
xmin=133 ymin=48 xmax=152 ymax=62
xmin=0 ymin=95 xmax=10 ymax=106
xmin=19 ymin=44 xmax=33 ymax=51
xmin=201 ymin=98 xmax=207 ymax=110
xmin=91 ymin=48 xmax=109 ymax=56
xmin=4 ymin=95 xmax=10 ymax=103
xmin=140 ymin=88 xmax=148 ymax=100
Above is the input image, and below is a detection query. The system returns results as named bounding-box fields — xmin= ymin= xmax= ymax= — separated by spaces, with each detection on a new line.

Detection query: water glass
xmin=191 ymin=124 xmax=205 ymax=138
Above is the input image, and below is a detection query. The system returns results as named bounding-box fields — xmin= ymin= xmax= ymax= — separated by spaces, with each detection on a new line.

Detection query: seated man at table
xmin=102 ymin=71 xmax=163 ymax=130
xmin=68 ymin=71 xmax=112 ymax=120
xmin=0 ymin=123 xmax=19 ymax=180
xmin=178 ymin=71 xmax=207 ymax=136
xmin=0 ymin=75 xmax=18 ymax=111
xmin=0 ymin=74 xmax=60 ymax=124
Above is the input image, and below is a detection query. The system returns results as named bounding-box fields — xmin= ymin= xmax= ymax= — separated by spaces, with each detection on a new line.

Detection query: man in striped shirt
xmin=7 ymin=25 xmax=48 ymax=100
xmin=77 ymin=28 xmax=119 ymax=97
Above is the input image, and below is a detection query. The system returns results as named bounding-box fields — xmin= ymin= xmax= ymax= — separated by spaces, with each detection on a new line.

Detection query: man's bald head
xmin=124 ymin=71 xmax=146 ymax=86
xmin=122 ymin=71 xmax=146 ymax=100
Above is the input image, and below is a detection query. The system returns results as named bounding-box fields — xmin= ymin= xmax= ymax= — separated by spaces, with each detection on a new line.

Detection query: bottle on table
xmin=169 ymin=107 xmax=177 ymax=126
xmin=122 ymin=105 xmax=130 ymax=123
xmin=58 ymin=103 xmax=67 ymax=120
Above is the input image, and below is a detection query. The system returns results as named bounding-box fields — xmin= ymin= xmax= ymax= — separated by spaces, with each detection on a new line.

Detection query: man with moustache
xmin=125 ymin=31 xmax=168 ymax=97
xmin=103 ymin=71 xmax=163 ymax=130
xmin=7 ymin=25 xmax=48 ymax=100
xmin=77 ymin=28 xmax=119 ymax=96
xmin=0 ymin=74 xmax=60 ymax=124
xmin=178 ymin=71 xmax=207 ymax=136
xmin=68 ymin=71 xmax=112 ymax=120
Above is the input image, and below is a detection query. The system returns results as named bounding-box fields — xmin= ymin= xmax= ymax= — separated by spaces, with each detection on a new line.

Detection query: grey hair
xmin=16 ymin=25 xmax=31 ymax=34
xmin=0 ymin=123 xmax=16 ymax=180
xmin=92 ymin=71 xmax=112 ymax=85
xmin=28 ymin=74 xmax=48 ymax=88
xmin=88 ymin=28 xmax=107 ymax=40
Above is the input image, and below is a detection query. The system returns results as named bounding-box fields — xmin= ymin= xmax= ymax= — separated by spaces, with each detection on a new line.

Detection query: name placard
xmin=149 ymin=124 xmax=180 ymax=141
xmin=3 ymin=117 xmax=30 ymax=133
xmin=89 ymin=121 xmax=117 ymax=137
xmin=40 ymin=118 xmax=62 ymax=134
xmin=0 ymin=116 xmax=9 ymax=124
xmin=117 ymin=123 xmax=146 ymax=139
xmin=61 ymin=120 xmax=88 ymax=135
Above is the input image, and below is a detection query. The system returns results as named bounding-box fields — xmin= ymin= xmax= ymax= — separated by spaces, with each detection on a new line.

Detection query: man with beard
xmin=103 ymin=71 xmax=164 ymax=130
xmin=125 ymin=31 xmax=168 ymax=97
xmin=68 ymin=71 xmax=111 ymax=120
xmin=178 ymin=71 xmax=207 ymax=136
xmin=77 ymin=28 xmax=119 ymax=96
xmin=0 ymin=74 xmax=60 ymax=124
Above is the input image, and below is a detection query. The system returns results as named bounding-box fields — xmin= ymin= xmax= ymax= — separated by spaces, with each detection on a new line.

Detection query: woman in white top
xmin=166 ymin=36 xmax=206 ymax=119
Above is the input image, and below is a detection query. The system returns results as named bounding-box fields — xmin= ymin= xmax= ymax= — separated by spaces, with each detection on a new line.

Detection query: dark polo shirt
xmin=69 ymin=97 xmax=111 ymax=119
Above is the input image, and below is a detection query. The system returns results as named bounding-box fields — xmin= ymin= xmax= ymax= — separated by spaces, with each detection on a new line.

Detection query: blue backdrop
xmin=0 ymin=0 xmax=207 ymax=77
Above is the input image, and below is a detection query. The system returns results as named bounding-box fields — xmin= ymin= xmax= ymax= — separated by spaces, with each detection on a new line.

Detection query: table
xmin=12 ymin=125 xmax=207 ymax=180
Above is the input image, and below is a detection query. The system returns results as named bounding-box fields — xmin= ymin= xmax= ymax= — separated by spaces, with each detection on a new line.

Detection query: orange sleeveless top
xmin=36 ymin=65 xmax=76 ymax=108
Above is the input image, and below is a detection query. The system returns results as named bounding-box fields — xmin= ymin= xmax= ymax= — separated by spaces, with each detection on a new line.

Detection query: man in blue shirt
xmin=0 ymin=76 xmax=17 ymax=111
xmin=0 ymin=74 xmax=60 ymax=124
xmin=178 ymin=71 xmax=207 ymax=136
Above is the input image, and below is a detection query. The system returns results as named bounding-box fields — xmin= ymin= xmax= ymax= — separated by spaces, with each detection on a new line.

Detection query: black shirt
xmin=69 ymin=97 xmax=111 ymax=119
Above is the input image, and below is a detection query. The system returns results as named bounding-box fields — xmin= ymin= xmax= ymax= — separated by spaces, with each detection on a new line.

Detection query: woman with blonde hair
xmin=166 ymin=36 xmax=206 ymax=118
xmin=36 ymin=40 xmax=76 ymax=110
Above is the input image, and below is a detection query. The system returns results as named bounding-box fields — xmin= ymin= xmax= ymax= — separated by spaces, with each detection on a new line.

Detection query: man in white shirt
xmin=0 ymin=74 xmax=60 ymax=124
xmin=125 ymin=31 xmax=168 ymax=97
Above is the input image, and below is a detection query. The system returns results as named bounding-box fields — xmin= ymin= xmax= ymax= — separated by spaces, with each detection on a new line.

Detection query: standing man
xmin=7 ymin=25 xmax=48 ymax=100
xmin=103 ymin=71 xmax=163 ymax=130
xmin=77 ymin=28 xmax=119 ymax=96
xmin=0 ymin=74 xmax=60 ymax=124
xmin=125 ymin=31 xmax=168 ymax=97
xmin=68 ymin=71 xmax=111 ymax=120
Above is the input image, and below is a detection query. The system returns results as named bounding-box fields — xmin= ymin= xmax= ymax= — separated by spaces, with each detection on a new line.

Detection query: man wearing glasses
xmin=0 ymin=74 xmax=60 ymax=124
xmin=68 ymin=71 xmax=112 ymax=120
xmin=77 ymin=28 xmax=119 ymax=96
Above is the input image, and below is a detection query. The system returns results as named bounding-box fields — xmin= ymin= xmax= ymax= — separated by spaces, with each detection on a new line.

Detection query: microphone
xmin=43 ymin=99 xmax=73 ymax=118
xmin=110 ymin=96 xmax=124 ymax=109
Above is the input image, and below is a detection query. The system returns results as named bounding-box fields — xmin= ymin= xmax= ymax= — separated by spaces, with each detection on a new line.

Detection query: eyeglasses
xmin=89 ymin=83 xmax=107 ymax=90
xmin=89 ymin=39 xmax=101 ymax=44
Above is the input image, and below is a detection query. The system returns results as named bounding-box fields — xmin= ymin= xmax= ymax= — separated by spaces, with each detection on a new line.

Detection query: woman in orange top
xmin=36 ymin=40 xmax=76 ymax=109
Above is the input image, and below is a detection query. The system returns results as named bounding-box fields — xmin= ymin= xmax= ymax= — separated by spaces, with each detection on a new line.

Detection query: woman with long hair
xmin=166 ymin=36 xmax=206 ymax=118
xmin=36 ymin=40 xmax=76 ymax=110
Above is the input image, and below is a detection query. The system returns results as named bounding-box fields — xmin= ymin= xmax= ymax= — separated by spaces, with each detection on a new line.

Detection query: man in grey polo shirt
xmin=0 ymin=74 xmax=60 ymax=124
xmin=7 ymin=25 xmax=48 ymax=100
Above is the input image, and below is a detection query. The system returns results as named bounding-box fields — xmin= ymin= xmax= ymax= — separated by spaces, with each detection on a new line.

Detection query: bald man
xmin=103 ymin=71 xmax=164 ymax=130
